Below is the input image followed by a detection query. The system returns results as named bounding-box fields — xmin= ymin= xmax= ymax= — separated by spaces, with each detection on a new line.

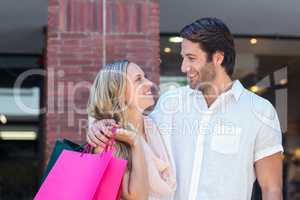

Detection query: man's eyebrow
xmin=186 ymin=53 xmax=196 ymax=57
xmin=181 ymin=53 xmax=196 ymax=57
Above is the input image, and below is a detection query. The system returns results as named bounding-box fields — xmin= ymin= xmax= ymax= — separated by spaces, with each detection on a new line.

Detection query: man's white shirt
xmin=150 ymin=80 xmax=283 ymax=200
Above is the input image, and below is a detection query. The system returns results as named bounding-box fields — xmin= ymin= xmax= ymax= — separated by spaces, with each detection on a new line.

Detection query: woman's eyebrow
xmin=134 ymin=73 xmax=142 ymax=79
xmin=135 ymin=72 xmax=145 ymax=77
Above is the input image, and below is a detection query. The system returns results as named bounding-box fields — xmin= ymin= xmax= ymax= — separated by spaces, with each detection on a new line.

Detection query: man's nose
xmin=181 ymin=59 xmax=190 ymax=73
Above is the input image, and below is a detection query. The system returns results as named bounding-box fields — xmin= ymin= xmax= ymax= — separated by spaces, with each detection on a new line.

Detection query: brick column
xmin=45 ymin=0 xmax=160 ymax=163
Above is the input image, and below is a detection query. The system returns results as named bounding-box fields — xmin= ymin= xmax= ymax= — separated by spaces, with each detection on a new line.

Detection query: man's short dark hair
xmin=180 ymin=17 xmax=236 ymax=76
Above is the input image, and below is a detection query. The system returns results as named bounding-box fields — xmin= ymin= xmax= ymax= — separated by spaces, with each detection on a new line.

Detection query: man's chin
xmin=188 ymin=84 xmax=196 ymax=89
xmin=188 ymin=81 xmax=205 ymax=91
xmin=187 ymin=80 xmax=197 ymax=89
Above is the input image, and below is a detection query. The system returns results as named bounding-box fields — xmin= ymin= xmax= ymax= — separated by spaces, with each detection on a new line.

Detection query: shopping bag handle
xmin=82 ymin=143 xmax=94 ymax=154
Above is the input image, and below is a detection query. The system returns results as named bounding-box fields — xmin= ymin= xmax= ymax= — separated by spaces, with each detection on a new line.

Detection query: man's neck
xmin=202 ymin=75 xmax=233 ymax=107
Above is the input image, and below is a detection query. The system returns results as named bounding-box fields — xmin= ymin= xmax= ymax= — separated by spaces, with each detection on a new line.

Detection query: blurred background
xmin=0 ymin=0 xmax=299 ymax=199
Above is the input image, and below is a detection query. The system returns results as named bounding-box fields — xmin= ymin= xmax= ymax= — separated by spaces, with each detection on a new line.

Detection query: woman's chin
xmin=137 ymin=101 xmax=155 ymax=113
xmin=146 ymin=99 xmax=155 ymax=108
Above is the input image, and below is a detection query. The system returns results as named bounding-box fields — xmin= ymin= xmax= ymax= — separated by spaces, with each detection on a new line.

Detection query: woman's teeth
xmin=145 ymin=91 xmax=152 ymax=95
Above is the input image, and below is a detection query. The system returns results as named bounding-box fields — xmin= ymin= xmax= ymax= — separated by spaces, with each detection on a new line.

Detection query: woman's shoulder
xmin=143 ymin=115 xmax=154 ymax=124
xmin=143 ymin=115 xmax=159 ymax=135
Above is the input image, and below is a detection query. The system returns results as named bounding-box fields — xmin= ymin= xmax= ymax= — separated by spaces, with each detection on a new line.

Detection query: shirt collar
xmin=187 ymin=80 xmax=244 ymax=102
xmin=229 ymin=80 xmax=244 ymax=101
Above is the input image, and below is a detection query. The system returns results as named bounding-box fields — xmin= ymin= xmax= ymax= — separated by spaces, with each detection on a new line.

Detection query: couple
xmin=87 ymin=18 xmax=283 ymax=200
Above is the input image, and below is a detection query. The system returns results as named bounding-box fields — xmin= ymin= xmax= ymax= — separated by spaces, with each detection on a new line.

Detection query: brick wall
xmin=45 ymin=0 xmax=160 ymax=164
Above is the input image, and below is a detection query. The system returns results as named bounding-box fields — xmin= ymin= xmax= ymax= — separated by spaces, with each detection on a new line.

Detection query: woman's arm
xmin=122 ymin=136 xmax=149 ymax=200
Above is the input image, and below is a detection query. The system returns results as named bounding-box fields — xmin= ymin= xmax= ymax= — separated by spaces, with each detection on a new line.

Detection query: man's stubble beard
xmin=189 ymin=62 xmax=217 ymax=94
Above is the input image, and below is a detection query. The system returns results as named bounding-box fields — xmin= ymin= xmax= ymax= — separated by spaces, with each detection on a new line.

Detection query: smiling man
xmin=151 ymin=17 xmax=283 ymax=200
xmin=87 ymin=18 xmax=284 ymax=200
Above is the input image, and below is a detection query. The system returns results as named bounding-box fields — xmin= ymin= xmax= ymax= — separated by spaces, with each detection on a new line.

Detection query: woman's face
xmin=125 ymin=63 xmax=154 ymax=112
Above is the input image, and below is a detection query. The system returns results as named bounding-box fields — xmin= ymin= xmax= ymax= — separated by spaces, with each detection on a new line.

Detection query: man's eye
xmin=189 ymin=57 xmax=195 ymax=61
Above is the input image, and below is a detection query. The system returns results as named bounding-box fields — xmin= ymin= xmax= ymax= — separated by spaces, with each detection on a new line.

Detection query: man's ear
xmin=212 ymin=51 xmax=224 ymax=66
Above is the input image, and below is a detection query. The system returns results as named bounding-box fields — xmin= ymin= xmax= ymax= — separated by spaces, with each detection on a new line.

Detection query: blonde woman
xmin=87 ymin=60 xmax=176 ymax=200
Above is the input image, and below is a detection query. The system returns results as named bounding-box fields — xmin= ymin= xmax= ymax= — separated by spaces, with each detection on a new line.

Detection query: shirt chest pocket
xmin=210 ymin=125 xmax=242 ymax=154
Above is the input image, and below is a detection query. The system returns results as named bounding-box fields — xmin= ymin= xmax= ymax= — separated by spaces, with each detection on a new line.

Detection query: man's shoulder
xmin=157 ymin=86 xmax=192 ymax=108
xmin=159 ymin=86 xmax=191 ymax=99
xmin=243 ymin=89 xmax=277 ymax=121
xmin=151 ymin=86 xmax=190 ymax=117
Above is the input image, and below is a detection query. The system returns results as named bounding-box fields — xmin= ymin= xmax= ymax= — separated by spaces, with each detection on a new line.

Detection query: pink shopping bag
xmin=35 ymin=130 xmax=127 ymax=200
xmin=93 ymin=128 xmax=128 ymax=200
xmin=93 ymin=155 xmax=127 ymax=200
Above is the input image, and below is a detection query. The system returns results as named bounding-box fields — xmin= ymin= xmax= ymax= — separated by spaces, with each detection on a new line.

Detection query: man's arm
xmin=253 ymin=100 xmax=284 ymax=200
xmin=255 ymin=152 xmax=283 ymax=200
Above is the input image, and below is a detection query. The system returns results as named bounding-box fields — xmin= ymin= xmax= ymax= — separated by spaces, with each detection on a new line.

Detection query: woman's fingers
xmin=116 ymin=128 xmax=129 ymax=136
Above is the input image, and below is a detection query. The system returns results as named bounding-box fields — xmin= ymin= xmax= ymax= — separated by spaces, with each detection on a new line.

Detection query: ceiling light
xmin=0 ymin=114 xmax=7 ymax=124
xmin=169 ymin=36 xmax=183 ymax=43
xmin=250 ymin=38 xmax=257 ymax=45
xmin=294 ymin=148 xmax=300 ymax=160
xmin=249 ymin=85 xmax=260 ymax=93
xmin=279 ymin=78 xmax=288 ymax=85
xmin=164 ymin=47 xmax=172 ymax=53
xmin=0 ymin=131 xmax=37 ymax=140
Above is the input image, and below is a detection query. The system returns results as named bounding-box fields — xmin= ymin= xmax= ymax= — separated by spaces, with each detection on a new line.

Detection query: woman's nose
xmin=145 ymin=78 xmax=154 ymax=88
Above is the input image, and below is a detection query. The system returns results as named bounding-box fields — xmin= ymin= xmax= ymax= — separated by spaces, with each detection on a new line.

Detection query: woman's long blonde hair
xmin=87 ymin=60 xmax=132 ymax=169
